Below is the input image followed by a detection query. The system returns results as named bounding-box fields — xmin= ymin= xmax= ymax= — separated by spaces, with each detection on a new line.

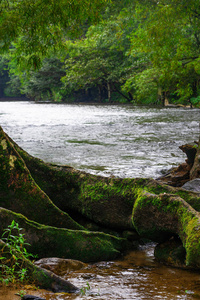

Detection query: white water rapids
xmin=0 ymin=101 xmax=199 ymax=179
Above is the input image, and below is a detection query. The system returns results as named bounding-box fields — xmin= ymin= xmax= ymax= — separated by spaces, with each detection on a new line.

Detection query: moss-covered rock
xmin=132 ymin=191 xmax=200 ymax=268
xmin=136 ymin=178 xmax=200 ymax=212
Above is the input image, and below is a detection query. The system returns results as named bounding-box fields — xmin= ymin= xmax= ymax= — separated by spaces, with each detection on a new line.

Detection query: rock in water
xmin=22 ymin=296 xmax=45 ymax=300
xmin=34 ymin=257 xmax=86 ymax=276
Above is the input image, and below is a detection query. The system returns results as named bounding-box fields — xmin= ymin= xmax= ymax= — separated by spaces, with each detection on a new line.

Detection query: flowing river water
xmin=0 ymin=101 xmax=200 ymax=299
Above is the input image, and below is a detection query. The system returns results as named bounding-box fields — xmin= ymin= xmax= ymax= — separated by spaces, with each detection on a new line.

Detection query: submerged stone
xmin=34 ymin=257 xmax=87 ymax=276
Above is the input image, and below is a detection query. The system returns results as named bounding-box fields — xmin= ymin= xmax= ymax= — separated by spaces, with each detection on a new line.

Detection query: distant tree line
xmin=1 ymin=0 xmax=200 ymax=106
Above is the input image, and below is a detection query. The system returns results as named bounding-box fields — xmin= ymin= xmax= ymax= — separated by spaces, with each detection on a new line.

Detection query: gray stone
xmin=182 ymin=179 xmax=200 ymax=192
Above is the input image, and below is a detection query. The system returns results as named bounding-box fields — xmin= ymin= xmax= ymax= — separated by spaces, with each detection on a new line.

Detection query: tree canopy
xmin=0 ymin=0 xmax=107 ymax=66
xmin=1 ymin=0 xmax=200 ymax=105
xmin=130 ymin=0 xmax=200 ymax=104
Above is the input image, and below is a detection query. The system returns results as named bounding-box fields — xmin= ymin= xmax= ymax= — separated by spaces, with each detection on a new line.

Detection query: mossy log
xmin=6 ymin=129 xmax=200 ymax=233
xmin=132 ymin=191 xmax=200 ymax=268
xmin=0 ymin=239 xmax=78 ymax=293
xmin=0 ymin=207 xmax=125 ymax=262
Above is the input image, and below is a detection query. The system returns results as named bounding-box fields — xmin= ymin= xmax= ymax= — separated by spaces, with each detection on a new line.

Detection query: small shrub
xmin=0 ymin=220 xmax=35 ymax=285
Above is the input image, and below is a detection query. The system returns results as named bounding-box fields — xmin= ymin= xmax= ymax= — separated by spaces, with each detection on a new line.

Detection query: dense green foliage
xmin=0 ymin=0 xmax=200 ymax=105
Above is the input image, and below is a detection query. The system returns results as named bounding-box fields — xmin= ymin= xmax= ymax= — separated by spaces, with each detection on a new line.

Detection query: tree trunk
xmin=107 ymin=81 xmax=111 ymax=102
xmin=98 ymin=85 xmax=102 ymax=102
xmin=113 ymin=83 xmax=133 ymax=102
xmin=158 ymin=87 xmax=168 ymax=106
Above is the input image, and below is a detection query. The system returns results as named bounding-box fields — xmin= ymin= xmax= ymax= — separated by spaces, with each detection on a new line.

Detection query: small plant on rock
xmin=0 ymin=220 xmax=35 ymax=285
xmin=80 ymin=282 xmax=91 ymax=296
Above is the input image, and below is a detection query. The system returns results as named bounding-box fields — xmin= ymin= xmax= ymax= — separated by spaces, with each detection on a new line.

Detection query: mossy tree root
xmin=0 ymin=207 xmax=126 ymax=262
xmin=132 ymin=191 xmax=200 ymax=268
xmin=13 ymin=144 xmax=136 ymax=230
xmin=0 ymin=126 xmax=83 ymax=230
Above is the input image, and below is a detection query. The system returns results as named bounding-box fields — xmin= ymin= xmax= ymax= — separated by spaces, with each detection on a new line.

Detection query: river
xmin=0 ymin=101 xmax=200 ymax=300
xmin=0 ymin=101 xmax=200 ymax=178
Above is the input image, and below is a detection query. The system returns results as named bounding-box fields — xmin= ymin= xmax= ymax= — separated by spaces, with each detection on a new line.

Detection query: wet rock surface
xmin=132 ymin=191 xmax=200 ymax=268
xmin=34 ymin=258 xmax=87 ymax=276
xmin=22 ymin=296 xmax=45 ymax=300
xmin=182 ymin=178 xmax=200 ymax=192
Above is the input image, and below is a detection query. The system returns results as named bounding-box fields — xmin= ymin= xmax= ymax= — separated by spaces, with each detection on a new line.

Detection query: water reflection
xmin=1 ymin=244 xmax=199 ymax=300
xmin=51 ymin=244 xmax=200 ymax=300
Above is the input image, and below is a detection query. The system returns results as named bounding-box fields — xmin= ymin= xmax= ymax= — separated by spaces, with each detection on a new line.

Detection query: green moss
xmin=141 ymin=180 xmax=200 ymax=213
xmin=132 ymin=187 xmax=200 ymax=268
xmin=0 ymin=207 xmax=126 ymax=262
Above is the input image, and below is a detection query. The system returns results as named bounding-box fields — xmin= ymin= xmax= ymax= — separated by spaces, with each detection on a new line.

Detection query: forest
xmin=1 ymin=0 xmax=200 ymax=106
